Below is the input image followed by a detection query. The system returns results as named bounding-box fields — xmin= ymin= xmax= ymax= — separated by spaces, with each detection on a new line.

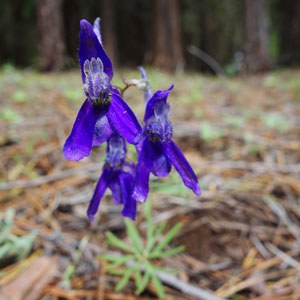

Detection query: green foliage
xmin=63 ymin=88 xmax=83 ymax=102
xmin=12 ymin=89 xmax=29 ymax=103
xmin=101 ymin=201 xmax=184 ymax=298
xmin=0 ymin=209 xmax=36 ymax=264
xmin=261 ymin=112 xmax=291 ymax=133
xmin=223 ymin=115 xmax=245 ymax=128
xmin=0 ymin=108 xmax=22 ymax=122
xmin=264 ymin=71 xmax=300 ymax=102
xmin=200 ymin=122 xmax=224 ymax=141
xmin=62 ymin=235 xmax=90 ymax=288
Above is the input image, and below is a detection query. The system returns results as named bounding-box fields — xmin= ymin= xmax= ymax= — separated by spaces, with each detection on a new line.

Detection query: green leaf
xmin=147 ymin=221 xmax=167 ymax=252
xmin=144 ymin=201 xmax=155 ymax=247
xmin=12 ymin=90 xmax=28 ymax=103
xmin=101 ymin=255 xmax=134 ymax=272
xmin=154 ymin=222 xmax=167 ymax=239
xmin=136 ymin=271 xmax=151 ymax=295
xmin=124 ymin=219 xmax=143 ymax=252
xmin=149 ymin=245 xmax=185 ymax=259
xmin=0 ymin=108 xmax=22 ymax=122
xmin=144 ymin=261 xmax=155 ymax=274
xmin=107 ymin=268 xmax=126 ymax=276
xmin=115 ymin=268 xmax=133 ymax=291
xmin=99 ymin=254 xmax=133 ymax=263
xmin=98 ymin=254 xmax=121 ymax=262
xmin=0 ymin=244 xmax=11 ymax=260
xmin=151 ymin=274 xmax=165 ymax=299
xmin=200 ymin=122 xmax=224 ymax=141
xmin=153 ymin=223 xmax=183 ymax=253
xmin=62 ymin=264 xmax=75 ymax=288
xmin=105 ymin=232 xmax=135 ymax=253
xmin=134 ymin=268 xmax=142 ymax=291
xmin=262 ymin=113 xmax=290 ymax=133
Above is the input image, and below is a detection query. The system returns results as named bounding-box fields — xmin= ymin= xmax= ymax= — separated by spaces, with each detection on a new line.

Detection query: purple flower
xmin=63 ymin=19 xmax=141 ymax=161
xmin=87 ymin=134 xmax=137 ymax=221
xmin=133 ymin=69 xmax=201 ymax=202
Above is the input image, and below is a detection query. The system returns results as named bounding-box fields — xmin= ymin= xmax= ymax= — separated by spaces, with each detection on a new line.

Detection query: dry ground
xmin=0 ymin=66 xmax=300 ymax=299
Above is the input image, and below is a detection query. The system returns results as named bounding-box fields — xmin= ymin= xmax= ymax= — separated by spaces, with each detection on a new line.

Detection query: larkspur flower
xmin=87 ymin=133 xmax=136 ymax=221
xmin=63 ymin=18 xmax=141 ymax=161
xmin=133 ymin=68 xmax=201 ymax=202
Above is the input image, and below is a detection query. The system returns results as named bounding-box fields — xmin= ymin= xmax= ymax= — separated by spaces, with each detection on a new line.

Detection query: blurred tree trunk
xmin=278 ymin=0 xmax=300 ymax=65
xmin=101 ymin=0 xmax=118 ymax=66
xmin=152 ymin=0 xmax=184 ymax=72
xmin=243 ymin=0 xmax=271 ymax=73
xmin=37 ymin=0 xmax=65 ymax=71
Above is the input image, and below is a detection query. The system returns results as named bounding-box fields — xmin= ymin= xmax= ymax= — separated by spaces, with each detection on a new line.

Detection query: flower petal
xmin=132 ymin=138 xmax=154 ymax=202
xmin=144 ymin=85 xmax=174 ymax=122
xmin=92 ymin=112 xmax=114 ymax=146
xmin=163 ymin=141 xmax=201 ymax=195
xmin=87 ymin=168 xmax=110 ymax=221
xmin=107 ymin=92 xmax=142 ymax=144
xmin=79 ymin=19 xmax=113 ymax=82
xmin=151 ymin=141 xmax=171 ymax=177
xmin=93 ymin=17 xmax=102 ymax=44
xmin=119 ymin=171 xmax=136 ymax=220
xmin=63 ymin=99 xmax=101 ymax=161
xmin=109 ymin=173 xmax=123 ymax=205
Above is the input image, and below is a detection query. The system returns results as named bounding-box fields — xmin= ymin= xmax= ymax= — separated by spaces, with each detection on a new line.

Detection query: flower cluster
xmin=63 ymin=18 xmax=201 ymax=221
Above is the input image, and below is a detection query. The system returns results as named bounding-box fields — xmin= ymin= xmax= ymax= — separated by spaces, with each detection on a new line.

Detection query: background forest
xmin=1 ymin=0 xmax=300 ymax=73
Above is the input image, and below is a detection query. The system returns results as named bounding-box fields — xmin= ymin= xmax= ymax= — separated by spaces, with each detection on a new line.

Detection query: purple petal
xmin=151 ymin=141 xmax=171 ymax=177
xmin=93 ymin=17 xmax=102 ymax=44
xmin=79 ymin=19 xmax=113 ymax=82
xmin=163 ymin=141 xmax=201 ymax=195
xmin=109 ymin=175 xmax=122 ymax=204
xmin=92 ymin=113 xmax=114 ymax=146
xmin=123 ymin=162 xmax=136 ymax=177
xmin=119 ymin=171 xmax=136 ymax=220
xmin=87 ymin=168 xmax=110 ymax=221
xmin=107 ymin=92 xmax=142 ymax=144
xmin=132 ymin=138 xmax=154 ymax=202
xmin=63 ymin=99 xmax=101 ymax=161
xmin=144 ymin=85 xmax=174 ymax=122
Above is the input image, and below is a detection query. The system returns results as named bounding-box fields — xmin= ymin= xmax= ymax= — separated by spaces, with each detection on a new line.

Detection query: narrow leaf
xmin=151 ymin=274 xmax=165 ymax=299
xmin=147 ymin=221 xmax=167 ymax=252
xmin=145 ymin=201 xmax=155 ymax=249
xmin=105 ymin=255 xmax=134 ymax=272
xmin=153 ymin=223 xmax=183 ymax=253
xmin=136 ymin=271 xmax=151 ymax=295
xmin=105 ymin=232 xmax=134 ymax=253
xmin=100 ymin=254 xmax=133 ymax=263
xmin=134 ymin=269 xmax=142 ymax=291
xmin=115 ymin=269 xmax=132 ymax=291
xmin=124 ymin=219 xmax=143 ymax=252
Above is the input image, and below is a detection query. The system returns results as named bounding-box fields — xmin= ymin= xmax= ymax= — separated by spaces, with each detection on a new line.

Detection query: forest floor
xmin=0 ymin=66 xmax=300 ymax=300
